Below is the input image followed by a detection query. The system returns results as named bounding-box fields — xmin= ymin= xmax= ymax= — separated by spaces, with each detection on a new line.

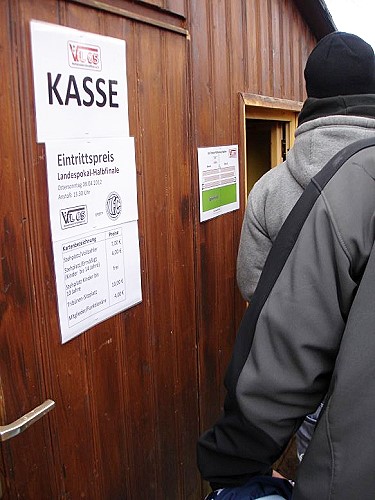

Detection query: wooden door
xmin=0 ymin=1 xmax=200 ymax=498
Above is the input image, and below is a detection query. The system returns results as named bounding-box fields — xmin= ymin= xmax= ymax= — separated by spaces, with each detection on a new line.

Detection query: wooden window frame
xmin=240 ymin=93 xmax=303 ymax=197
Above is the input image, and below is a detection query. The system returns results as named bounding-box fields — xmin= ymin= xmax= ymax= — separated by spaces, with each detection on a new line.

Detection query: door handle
xmin=0 ymin=399 xmax=55 ymax=442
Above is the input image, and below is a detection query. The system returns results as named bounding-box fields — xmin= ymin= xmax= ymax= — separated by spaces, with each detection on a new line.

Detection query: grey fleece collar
xmin=287 ymin=114 xmax=375 ymax=188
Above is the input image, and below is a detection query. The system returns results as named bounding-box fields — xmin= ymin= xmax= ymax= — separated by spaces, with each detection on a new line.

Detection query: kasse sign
xmin=30 ymin=20 xmax=129 ymax=142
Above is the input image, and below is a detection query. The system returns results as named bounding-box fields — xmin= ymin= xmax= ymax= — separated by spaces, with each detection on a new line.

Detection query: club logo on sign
xmin=60 ymin=205 xmax=88 ymax=229
xmin=67 ymin=41 xmax=102 ymax=71
xmin=106 ymin=192 xmax=122 ymax=220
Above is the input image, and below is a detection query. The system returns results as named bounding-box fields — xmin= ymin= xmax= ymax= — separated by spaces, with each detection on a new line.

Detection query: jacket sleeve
xmin=237 ymin=191 xmax=272 ymax=302
xmin=198 ymin=186 xmax=358 ymax=489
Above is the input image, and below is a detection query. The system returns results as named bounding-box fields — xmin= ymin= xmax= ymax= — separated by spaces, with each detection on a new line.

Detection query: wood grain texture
xmin=191 ymin=0 xmax=316 ymax=444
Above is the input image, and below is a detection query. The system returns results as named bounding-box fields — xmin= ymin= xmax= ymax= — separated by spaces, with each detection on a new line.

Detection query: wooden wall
xmin=189 ymin=0 xmax=316 ymax=439
xmin=0 ymin=0 xmax=317 ymax=498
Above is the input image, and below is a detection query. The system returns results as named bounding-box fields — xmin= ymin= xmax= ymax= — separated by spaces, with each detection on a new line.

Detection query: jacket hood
xmin=287 ymin=96 xmax=375 ymax=188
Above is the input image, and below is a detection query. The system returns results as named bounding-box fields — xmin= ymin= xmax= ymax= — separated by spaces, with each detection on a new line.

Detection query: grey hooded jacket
xmin=237 ymin=99 xmax=375 ymax=302
xmin=198 ymin=138 xmax=375 ymax=499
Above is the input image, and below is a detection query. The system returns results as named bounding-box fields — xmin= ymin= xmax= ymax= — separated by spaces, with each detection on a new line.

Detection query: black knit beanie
xmin=304 ymin=31 xmax=375 ymax=98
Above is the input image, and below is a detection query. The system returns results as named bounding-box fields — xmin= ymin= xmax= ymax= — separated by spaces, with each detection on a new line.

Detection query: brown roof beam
xmin=293 ymin=0 xmax=337 ymax=40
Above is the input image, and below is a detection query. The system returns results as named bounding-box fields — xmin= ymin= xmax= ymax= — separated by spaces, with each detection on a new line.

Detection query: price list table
xmin=63 ymin=227 xmax=126 ymax=328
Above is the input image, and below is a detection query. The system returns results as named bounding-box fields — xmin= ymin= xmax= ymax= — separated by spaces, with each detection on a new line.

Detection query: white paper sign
xmin=53 ymin=221 xmax=141 ymax=343
xmin=45 ymin=137 xmax=141 ymax=342
xmin=198 ymin=145 xmax=240 ymax=222
xmin=45 ymin=137 xmax=138 ymax=239
xmin=30 ymin=20 xmax=129 ymax=141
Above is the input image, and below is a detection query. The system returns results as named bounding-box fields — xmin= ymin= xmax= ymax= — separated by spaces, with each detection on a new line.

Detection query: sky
xmin=324 ymin=0 xmax=375 ymax=49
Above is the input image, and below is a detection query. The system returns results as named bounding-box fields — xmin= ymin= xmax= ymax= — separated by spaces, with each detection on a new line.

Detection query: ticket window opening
xmin=245 ymin=118 xmax=290 ymax=197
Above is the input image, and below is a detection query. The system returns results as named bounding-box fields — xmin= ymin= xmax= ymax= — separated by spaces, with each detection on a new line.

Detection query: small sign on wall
xmin=30 ymin=20 xmax=129 ymax=141
xmin=198 ymin=145 xmax=240 ymax=222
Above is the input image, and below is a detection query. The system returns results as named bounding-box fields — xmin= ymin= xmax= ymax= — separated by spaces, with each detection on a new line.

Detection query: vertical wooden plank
xmin=187 ymin=4 xmax=218 ymax=496
xmin=302 ymin=30 xmax=317 ymax=101
xmin=280 ymin=0 xmax=292 ymax=99
xmin=291 ymin=4 xmax=302 ymax=100
xmin=271 ymin=0 xmax=282 ymax=97
xmin=132 ymin=19 xmax=199 ymax=498
xmin=209 ymin=0 xmax=241 ymax=385
xmin=246 ymin=0 xmax=261 ymax=93
xmin=258 ymin=0 xmax=271 ymax=96
xmin=119 ymin=19 xmax=159 ymax=499
xmin=189 ymin=0 xmax=214 ymax=146
xmin=86 ymin=324 xmax=130 ymax=499
xmin=0 ymin=2 xmax=57 ymax=497
xmin=227 ymin=0 xmax=249 ymax=330
xmin=192 ymin=0 xmax=229 ymax=438
xmin=189 ymin=0 xmax=219 ymax=441
xmin=136 ymin=26 xmax=174 ymax=498
xmin=163 ymin=30 xmax=199 ymax=498
xmin=210 ymin=0 xmax=230 ymax=143
xmin=227 ymin=0 xmax=247 ymax=192
xmin=295 ymin=10 xmax=305 ymax=101
xmin=271 ymin=123 xmax=283 ymax=166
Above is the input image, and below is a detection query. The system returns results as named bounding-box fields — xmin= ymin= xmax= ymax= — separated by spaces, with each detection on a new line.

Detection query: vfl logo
xmin=106 ymin=192 xmax=122 ymax=220
xmin=60 ymin=205 xmax=88 ymax=229
xmin=67 ymin=41 xmax=101 ymax=71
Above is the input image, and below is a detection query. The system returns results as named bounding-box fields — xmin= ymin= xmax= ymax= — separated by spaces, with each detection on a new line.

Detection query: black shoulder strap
xmin=225 ymin=137 xmax=375 ymax=390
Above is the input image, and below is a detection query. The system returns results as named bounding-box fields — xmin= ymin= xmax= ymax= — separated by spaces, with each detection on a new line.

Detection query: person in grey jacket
xmin=237 ymin=32 xmax=375 ymax=303
xmin=198 ymin=136 xmax=375 ymax=499
xmin=236 ymin=31 xmax=375 ymax=460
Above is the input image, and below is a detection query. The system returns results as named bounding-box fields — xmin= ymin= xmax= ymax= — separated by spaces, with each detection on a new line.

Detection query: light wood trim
xmin=241 ymin=93 xmax=303 ymax=112
xmin=245 ymin=106 xmax=297 ymax=122
xmin=271 ymin=123 xmax=283 ymax=167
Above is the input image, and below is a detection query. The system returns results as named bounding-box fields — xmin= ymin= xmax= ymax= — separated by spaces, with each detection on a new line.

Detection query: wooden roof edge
xmin=294 ymin=0 xmax=337 ymax=41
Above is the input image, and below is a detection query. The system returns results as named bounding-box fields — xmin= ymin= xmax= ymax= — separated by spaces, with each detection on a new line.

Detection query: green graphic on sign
xmin=202 ymin=184 xmax=237 ymax=212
